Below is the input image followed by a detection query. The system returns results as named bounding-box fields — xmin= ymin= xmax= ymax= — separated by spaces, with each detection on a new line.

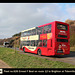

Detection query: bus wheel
xmin=37 ymin=49 xmax=41 ymax=56
xmin=23 ymin=48 xmax=25 ymax=53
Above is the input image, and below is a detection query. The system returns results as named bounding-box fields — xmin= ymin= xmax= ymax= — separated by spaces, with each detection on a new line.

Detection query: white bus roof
xmin=21 ymin=27 xmax=36 ymax=32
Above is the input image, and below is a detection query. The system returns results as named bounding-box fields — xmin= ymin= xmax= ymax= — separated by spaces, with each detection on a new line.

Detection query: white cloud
xmin=0 ymin=3 xmax=68 ymax=39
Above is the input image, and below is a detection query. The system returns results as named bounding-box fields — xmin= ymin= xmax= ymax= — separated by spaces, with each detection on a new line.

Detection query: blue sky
xmin=57 ymin=3 xmax=75 ymax=20
xmin=0 ymin=3 xmax=75 ymax=39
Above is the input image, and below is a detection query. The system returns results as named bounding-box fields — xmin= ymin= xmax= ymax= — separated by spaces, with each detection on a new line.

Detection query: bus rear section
xmin=55 ymin=21 xmax=70 ymax=55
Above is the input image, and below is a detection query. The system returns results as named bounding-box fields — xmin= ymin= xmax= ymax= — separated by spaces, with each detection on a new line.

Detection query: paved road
xmin=14 ymin=48 xmax=75 ymax=65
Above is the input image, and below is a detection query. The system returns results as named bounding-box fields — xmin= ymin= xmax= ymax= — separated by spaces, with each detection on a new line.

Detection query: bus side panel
xmin=47 ymin=22 xmax=55 ymax=56
xmin=39 ymin=47 xmax=48 ymax=56
xmin=47 ymin=50 xmax=55 ymax=56
xmin=47 ymin=40 xmax=55 ymax=56
xmin=22 ymin=46 xmax=48 ymax=56
xmin=24 ymin=47 xmax=37 ymax=54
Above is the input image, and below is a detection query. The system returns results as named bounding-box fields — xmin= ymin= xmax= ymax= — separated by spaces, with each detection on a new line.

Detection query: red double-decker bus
xmin=20 ymin=21 xmax=70 ymax=56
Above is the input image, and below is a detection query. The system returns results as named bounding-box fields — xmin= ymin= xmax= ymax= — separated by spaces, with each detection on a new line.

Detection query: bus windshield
xmin=57 ymin=24 xmax=68 ymax=31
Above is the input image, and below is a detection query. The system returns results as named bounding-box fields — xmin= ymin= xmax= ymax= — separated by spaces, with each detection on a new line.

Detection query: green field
xmin=0 ymin=47 xmax=75 ymax=68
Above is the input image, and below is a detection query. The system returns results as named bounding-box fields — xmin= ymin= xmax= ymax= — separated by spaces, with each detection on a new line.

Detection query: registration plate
xmin=57 ymin=50 xmax=63 ymax=53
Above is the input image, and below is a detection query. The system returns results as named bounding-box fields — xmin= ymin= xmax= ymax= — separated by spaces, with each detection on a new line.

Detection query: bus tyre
xmin=23 ymin=48 xmax=25 ymax=53
xmin=37 ymin=49 xmax=41 ymax=56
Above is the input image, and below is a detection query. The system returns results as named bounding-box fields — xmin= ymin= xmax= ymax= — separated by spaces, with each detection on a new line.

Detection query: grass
xmin=0 ymin=47 xmax=75 ymax=68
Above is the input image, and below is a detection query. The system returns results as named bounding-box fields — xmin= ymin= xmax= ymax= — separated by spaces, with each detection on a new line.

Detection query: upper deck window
xmin=31 ymin=29 xmax=36 ymax=35
xmin=44 ymin=24 xmax=51 ymax=34
xmin=23 ymin=31 xmax=31 ymax=36
xmin=37 ymin=27 xmax=43 ymax=34
xmin=21 ymin=29 xmax=36 ymax=37
xmin=57 ymin=24 xmax=68 ymax=31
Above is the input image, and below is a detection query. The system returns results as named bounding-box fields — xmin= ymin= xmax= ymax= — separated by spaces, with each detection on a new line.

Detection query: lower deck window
xmin=38 ymin=40 xmax=42 ymax=47
xmin=31 ymin=41 xmax=35 ymax=46
xmin=58 ymin=35 xmax=67 ymax=38
xmin=43 ymin=40 xmax=47 ymax=47
xmin=57 ymin=39 xmax=68 ymax=42
xmin=20 ymin=40 xmax=47 ymax=47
